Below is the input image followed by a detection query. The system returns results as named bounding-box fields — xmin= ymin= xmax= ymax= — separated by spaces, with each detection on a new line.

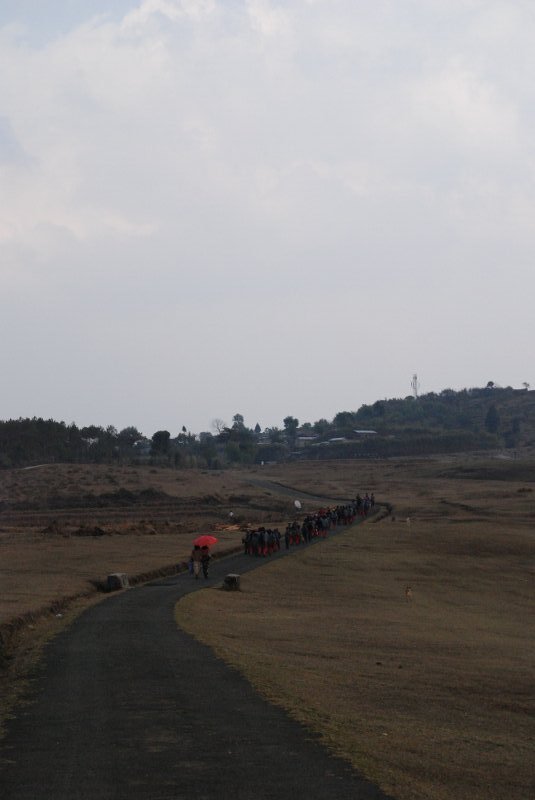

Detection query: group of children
xmin=241 ymin=493 xmax=376 ymax=556
xmin=189 ymin=493 xmax=377 ymax=570
xmin=241 ymin=527 xmax=282 ymax=557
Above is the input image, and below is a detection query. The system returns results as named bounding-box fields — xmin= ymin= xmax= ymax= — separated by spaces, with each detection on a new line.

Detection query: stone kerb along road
xmin=0 ymin=510 xmax=392 ymax=800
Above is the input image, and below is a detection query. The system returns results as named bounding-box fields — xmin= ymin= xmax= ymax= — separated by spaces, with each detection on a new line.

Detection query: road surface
xmin=0 ymin=526 xmax=392 ymax=800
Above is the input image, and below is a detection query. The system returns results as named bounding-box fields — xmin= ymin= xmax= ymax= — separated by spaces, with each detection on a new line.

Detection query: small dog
xmin=405 ymin=585 xmax=413 ymax=602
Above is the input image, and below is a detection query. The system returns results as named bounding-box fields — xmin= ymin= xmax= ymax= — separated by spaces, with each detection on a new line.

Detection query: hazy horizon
xmin=2 ymin=1 xmax=534 ymax=435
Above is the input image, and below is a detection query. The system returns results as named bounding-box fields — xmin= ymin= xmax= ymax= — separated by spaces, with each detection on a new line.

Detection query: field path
xmin=0 ymin=530 xmax=391 ymax=800
xmin=242 ymin=475 xmax=354 ymax=503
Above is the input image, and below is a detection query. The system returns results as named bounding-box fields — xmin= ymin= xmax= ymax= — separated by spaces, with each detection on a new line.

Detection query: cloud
xmin=0 ymin=3 xmax=531 ymax=268
xmin=410 ymin=60 xmax=520 ymax=154
xmin=246 ymin=0 xmax=290 ymax=36
xmin=0 ymin=1 xmax=534 ymax=429
xmin=121 ymin=0 xmax=215 ymax=31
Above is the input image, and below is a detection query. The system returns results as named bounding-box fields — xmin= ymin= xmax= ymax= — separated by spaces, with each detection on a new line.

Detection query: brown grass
xmin=0 ymin=463 xmax=286 ymax=735
xmin=1 ymin=457 xmax=534 ymax=799
xmin=0 ymin=463 xmax=292 ymax=626
xmin=176 ymin=458 xmax=535 ymax=800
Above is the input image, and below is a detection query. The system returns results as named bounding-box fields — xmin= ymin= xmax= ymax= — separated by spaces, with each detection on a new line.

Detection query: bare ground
xmin=1 ymin=457 xmax=534 ymax=800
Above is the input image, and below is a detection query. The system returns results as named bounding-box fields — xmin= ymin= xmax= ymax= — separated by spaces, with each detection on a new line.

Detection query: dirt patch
xmin=72 ymin=525 xmax=109 ymax=537
xmin=43 ymin=487 xmax=175 ymax=510
xmin=41 ymin=520 xmax=67 ymax=537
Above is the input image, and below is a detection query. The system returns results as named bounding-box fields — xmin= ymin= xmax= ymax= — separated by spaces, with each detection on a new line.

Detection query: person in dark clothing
xmin=201 ymin=546 xmax=211 ymax=579
xmin=191 ymin=545 xmax=202 ymax=579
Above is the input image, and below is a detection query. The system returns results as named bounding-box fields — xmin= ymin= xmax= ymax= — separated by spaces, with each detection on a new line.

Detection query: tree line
xmin=0 ymin=384 xmax=531 ymax=468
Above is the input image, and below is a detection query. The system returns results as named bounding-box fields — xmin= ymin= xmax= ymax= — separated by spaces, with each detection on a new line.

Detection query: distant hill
xmin=295 ymin=385 xmax=535 ymax=459
xmin=0 ymin=385 xmax=533 ymax=468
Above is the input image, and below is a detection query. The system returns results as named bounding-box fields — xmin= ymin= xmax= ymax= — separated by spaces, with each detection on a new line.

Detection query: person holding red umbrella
xmin=191 ymin=545 xmax=202 ymax=579
xmin=192 ymin=535 xmax=218 ymax=548
xmin=200 ymin=546 xmax=211 ymax=579
xmin=190 ymin=536 xmax=218 ymax=579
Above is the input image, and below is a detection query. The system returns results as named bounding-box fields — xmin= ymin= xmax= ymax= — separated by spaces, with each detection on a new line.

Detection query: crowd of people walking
xmin=241 ymin=493 xmax=375 ymax=558
xmin=189 ymin=493 xmax=376 ymax=571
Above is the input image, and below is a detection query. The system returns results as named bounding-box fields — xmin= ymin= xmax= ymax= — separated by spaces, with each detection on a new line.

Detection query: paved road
xmin=241 ymin=476 xmax=353 ymax=503
xmin=0 ymin=531 xmax=393 ymax=800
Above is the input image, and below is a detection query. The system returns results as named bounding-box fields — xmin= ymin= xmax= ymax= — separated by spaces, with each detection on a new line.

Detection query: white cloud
xmin=246 ymin=0 xmax=290 ymax=36
xmin=0 ymin=1 xmax=534 ymax=430
xmin=410 ymin=60 xmax=520 ymax=153
xmin=121 ymin=0 xmax=215 ymax=30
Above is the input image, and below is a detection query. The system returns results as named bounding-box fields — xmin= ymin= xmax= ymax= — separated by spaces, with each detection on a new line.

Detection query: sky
xmin=1 ymin=0 xmax=534 ymax=437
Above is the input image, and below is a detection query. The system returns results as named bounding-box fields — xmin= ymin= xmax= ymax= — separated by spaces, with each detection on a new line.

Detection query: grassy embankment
xmin=0 ymin=462 xmax=287 ymax=731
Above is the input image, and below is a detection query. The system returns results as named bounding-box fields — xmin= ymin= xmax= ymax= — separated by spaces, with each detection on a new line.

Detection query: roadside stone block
xmin=107 ymin=573 xmax=129 ymax=591
xmin=223 ymin=573 xmax=240 ymax=591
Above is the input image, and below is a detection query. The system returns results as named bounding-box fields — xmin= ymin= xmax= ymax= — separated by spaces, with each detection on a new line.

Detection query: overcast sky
xmin=1 ymin=0 xmax=534 ymax=437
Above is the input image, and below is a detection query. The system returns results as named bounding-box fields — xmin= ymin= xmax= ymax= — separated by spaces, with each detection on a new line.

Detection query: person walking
xmin=191 ymin=545 xmax=202 ymax=579
xmin=201 ymin=546 xmax=211 ymax=579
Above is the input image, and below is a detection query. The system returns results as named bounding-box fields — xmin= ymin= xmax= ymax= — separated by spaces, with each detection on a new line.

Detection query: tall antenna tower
xmin=411 ymin=373 xmax=420 ymax=399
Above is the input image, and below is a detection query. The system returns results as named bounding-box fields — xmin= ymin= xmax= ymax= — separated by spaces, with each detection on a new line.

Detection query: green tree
xmin=372 ymin=400 xmax=385 ymax=417
xmin=118 ymin=426 xmax=142 ymax=448
xmin=232 ymin=414 xmax=245 ymax=430
xmin=80 ymin=425 xmax=103 ymax=440
xmin=283 ymin=416 xmax=299 ymax=443
xmin=266 ymin=426 xmax=283 ymax=443
xmin=199 ymin=434 xmax=217 ymax=466
xmin=151 ymin=430 xmax=171 ymax=455
xmin=484 ymin=405 xmax=500 ymax=434
xmin=333 ymin=411 xmax=356 ymax=433
xmin=313 ymin=418 xmax=330 ymax=435
xmin=225 ymin=442 xmax=242 ymax=463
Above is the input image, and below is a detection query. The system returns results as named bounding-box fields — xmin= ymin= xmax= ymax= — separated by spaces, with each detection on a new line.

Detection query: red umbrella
xmin=193 ymin=535 xmax=218 ymax=548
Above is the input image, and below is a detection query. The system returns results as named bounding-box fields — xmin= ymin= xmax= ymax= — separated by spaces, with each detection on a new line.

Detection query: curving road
xmin=0 ymin=527 xmax=392 ymax=800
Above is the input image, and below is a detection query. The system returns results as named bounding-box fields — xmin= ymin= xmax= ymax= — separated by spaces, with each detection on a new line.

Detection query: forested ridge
xmin=1 ymin=384 xmax=533 ymax=468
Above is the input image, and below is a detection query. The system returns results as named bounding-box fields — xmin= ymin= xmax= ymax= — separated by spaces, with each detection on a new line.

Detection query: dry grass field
xmin=176 ymin=457 xmax=535 ymax=800
xmin=0 ymin=463 xmax=293 ymax=626
xmin=1 ymin=456 xmax=534 ymax=799
xmin=0 ymin=462 xmax=293 ymax=735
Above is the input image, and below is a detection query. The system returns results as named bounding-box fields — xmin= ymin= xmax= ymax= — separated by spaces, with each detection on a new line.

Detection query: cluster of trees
xmin=326 ymin=385 xmax=524 ymax=442
xmin=0 ymin=384 xmax=531 ymax=469
xmin=0 ymin=413 xmax=306 ymax=469
xmin=0 ymin=419 xmax=145 ymax=468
